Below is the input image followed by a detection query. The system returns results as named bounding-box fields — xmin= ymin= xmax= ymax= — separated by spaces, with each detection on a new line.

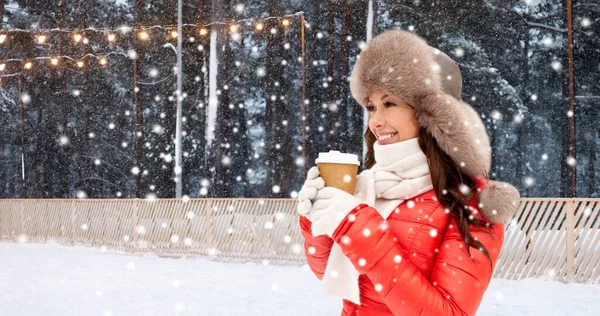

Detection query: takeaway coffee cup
xmin=315 ymin=151 xmax=360 ymax=195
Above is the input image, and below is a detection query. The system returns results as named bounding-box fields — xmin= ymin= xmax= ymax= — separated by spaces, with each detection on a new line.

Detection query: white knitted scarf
xmin=321 ymin=137 xmax=433 ymax=305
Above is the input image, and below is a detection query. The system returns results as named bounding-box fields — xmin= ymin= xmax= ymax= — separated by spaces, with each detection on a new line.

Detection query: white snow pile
xmin=1 ymin=242 xmax=598 ymax=315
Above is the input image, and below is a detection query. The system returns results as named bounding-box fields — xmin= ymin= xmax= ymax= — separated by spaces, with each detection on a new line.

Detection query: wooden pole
xmin=18 ymin=74 xmax=27 ymax=198
xmin=301 ymin=13 xmax=306 ymax=180
xmin=175 ymin=0 xmax=184 ymax=198
xmin=134 ymin=0 xmax=142 ymax=198
xmin=566 ymin=0 xmax=576 ymax=198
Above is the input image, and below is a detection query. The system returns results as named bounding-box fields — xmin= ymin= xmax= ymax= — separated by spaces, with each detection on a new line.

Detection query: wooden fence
xmin=0 ymin=198 xmax=598 ymax=283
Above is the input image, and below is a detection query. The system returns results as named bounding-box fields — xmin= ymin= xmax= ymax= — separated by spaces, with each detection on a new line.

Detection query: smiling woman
xmin=297 ymin=29 xmax=521 ymax=316
xmin=365 ymin=90 xmax=420 ymax=145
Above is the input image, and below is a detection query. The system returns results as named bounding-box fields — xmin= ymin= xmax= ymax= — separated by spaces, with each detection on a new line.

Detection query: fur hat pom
xmin=478 ymin=180 xmax=521 ymax=224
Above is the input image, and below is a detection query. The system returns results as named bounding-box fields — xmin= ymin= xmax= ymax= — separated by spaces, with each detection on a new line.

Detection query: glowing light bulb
xmin=73 ymin=34 xmax=82 ymax=43
xmin=50 ymin=58 xmax=59 ymax=66
xmin=107 ymin=33 xmax=116 ymax=42
xmin=77 ymin=61 xmax=84 ymax=68
xmin=37 ymin=35 xmax=46 ymax=44
xmin=282 ymin=19 xmax=290 ymax=27
xmin=0 ymin=63 xmax=5 ymax=71
xmin=230 ymin=25 xmax=238 ymax=33
xmin=0 ymin=34 xmax=6 ymax=43
xmin=99 ymin=58 xmax=107 ymax=65
xmin=24 ymin=62 xmax=33 ymax=70
xmin=139 ymin=31 xmax=149 ymax=40
xmin=256 ymin=22 xmax=264 ymax=31
xmin=199 ymin=28 xmax=208 ymax=36
xmin=171 ymin=30 xmax=179 ymax=38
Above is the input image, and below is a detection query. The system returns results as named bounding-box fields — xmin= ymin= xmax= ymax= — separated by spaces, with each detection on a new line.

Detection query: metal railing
xmin=0 ymin=198 xmax=598 ymax=282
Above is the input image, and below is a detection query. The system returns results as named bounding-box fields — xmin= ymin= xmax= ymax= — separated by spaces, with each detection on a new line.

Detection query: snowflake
xmin=454 ymin=48 xmax=465 ymax=57
xmin=272 ymin=185 xmax=281 ymax=193
xmin=524 ymin=177 xmax=535 ymax=187
xmin=551 ymin=61 xmax=562 ymax=71
xmin=21 ymin=93 xmax=31 ymax=104
xmin=136 ymin=225 xmax=146 ymax=234
xmin=581 ymin=17 xmax=592 ymax=28
xmin=59 ymin=136 xmax=70 ymax=146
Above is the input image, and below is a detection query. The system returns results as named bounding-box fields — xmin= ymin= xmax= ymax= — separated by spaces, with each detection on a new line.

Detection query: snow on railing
xmin=0 ymin=198 xmax=599 ymax=282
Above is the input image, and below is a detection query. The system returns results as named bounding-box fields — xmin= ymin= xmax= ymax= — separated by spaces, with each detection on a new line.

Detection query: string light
xmin=0 ymin=12 xmax=303 ymax=47
xmin=139 ymin=31 xmax=149 ymax=40
xmin=0 ymin=13 xmax=304 ymax=74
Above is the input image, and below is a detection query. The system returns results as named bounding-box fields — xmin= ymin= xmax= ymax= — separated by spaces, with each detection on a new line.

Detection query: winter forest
xmin=0 ymin=0 xmax=598 ymax=200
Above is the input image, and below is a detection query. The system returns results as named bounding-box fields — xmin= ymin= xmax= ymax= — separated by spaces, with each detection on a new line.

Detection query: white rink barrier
xmin=0 ymin=198 xmax=599 ymax=283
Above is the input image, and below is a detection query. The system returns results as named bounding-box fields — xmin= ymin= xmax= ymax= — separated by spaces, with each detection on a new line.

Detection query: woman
xmin=297 ymin=30 xmax=520 ymax=315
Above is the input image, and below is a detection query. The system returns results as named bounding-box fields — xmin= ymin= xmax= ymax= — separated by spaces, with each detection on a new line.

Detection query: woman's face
xmin=367 ymin=90 xmax=420 ymax=145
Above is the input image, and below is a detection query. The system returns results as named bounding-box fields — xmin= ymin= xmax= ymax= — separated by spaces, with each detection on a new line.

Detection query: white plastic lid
xmin=315 ymin=151 xmax=360 ymax=165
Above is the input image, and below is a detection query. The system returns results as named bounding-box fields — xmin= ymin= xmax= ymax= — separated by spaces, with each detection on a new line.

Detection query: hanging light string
xmin=0 ymin=12 xmax=303 ymax=74
xmin=0 ymin=12 xmax=303 ymax=35
xmin=0 ymin=51 xmax=130 ymax=78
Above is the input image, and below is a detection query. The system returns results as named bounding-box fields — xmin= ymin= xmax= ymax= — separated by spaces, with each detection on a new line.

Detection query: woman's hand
xmin=296 ymin=167 xmax=325 ymax=217
xmin=309 ymin=187 xmax=362 ymax=237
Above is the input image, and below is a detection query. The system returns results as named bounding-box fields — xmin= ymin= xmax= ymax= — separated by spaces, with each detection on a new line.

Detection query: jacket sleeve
xmin=333 ymin=205 xmax=504 ymax=316
xmin=299 ymin=215 xmax=334 ymax=280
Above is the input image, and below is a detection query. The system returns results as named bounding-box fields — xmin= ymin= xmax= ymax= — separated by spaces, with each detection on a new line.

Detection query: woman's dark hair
xmin=363 ymin=127 xmax=493 ymax=265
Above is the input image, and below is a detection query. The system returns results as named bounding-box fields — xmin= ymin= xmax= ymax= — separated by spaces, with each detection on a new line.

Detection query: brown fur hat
xmin=350 ymin=30 xmax=520 ymax=224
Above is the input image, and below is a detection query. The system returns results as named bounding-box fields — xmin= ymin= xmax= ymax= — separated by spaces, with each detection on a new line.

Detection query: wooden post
xmin=565 ymin=200 xmax=575 ymax=282
xmin=132 ymin=200 xmax=139 ymax=253
xmin=134 ymin=0 xmax=143 ymax=198
xmin=18 ymin=74 xmax=27 ymax=198
xmin=70 ymin=200 xmax=76 ymax=246
xmin=301 ymin=14 xmax=306 ymax=180
xmin=566 ymin=0 xmax=576 ymax=198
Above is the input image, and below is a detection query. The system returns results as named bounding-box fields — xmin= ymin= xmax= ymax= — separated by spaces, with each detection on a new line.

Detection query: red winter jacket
xmin=300 ymin=180 xmax=504 ymax=316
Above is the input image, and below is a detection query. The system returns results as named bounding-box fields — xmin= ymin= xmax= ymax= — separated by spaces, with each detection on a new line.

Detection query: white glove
xmin=309 ymin=187 xmax=362 ymax=237
xmin=296 ymin=167 xmax=325 ymax=216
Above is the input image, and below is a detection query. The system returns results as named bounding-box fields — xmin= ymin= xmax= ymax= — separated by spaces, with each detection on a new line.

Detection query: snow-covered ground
xmin=1 ymin=242 xmax=598 ymax=316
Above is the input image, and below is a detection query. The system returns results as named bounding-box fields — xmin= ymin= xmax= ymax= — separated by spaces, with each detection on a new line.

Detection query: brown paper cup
xmin=317 ymin=163 xmax=359 ymax=195
xmin=315 ymin=151 xmax=360 ymax=195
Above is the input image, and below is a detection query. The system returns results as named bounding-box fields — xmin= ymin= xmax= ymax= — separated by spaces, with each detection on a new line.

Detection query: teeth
xmin=379 ymin=133 xmax=396 ymax=141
